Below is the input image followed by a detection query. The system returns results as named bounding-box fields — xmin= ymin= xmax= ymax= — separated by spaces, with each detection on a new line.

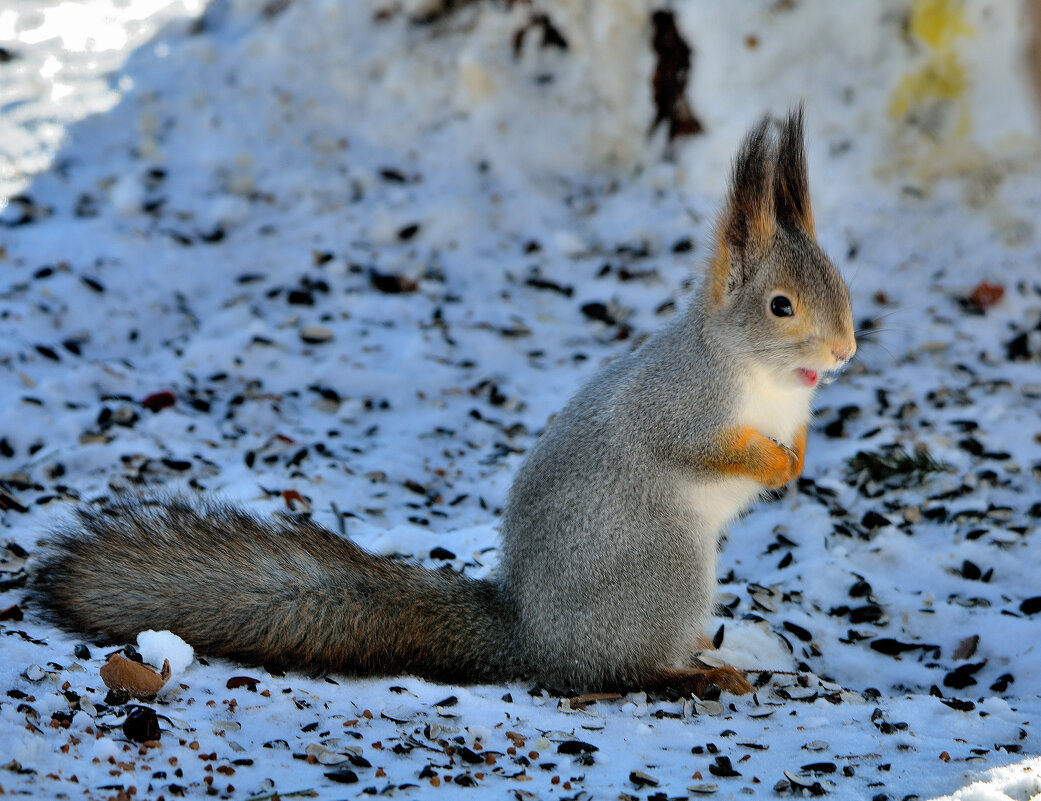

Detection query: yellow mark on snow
xmin=888 ymin=0 xmax=974 ymax=139
xmin=910 ymin=0 xmax=973 ymax=49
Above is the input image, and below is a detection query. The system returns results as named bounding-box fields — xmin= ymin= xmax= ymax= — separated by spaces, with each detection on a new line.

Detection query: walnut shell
xmin=99 ymin=654 xmax=171 ymax=699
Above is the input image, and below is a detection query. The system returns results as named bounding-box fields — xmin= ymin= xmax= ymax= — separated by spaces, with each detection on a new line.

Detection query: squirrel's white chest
xmin=682 ymin=478 xmax=760 ymax=536
xmin=737 ymin=365 xmax=813 ymax=445
xmin=679 ymin=367 xmax=813 ymax=536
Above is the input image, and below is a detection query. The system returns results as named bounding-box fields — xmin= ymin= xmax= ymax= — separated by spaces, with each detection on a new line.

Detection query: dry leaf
xmin=282 ymin=488 xmax=311 ymax=513
xmin=953 ymin=634 xmax=979 ymax=661
xmin=968 ymin=281 xmax=1004 ymax=310
xmin=100 ymin=654 xmax=171 ymax=698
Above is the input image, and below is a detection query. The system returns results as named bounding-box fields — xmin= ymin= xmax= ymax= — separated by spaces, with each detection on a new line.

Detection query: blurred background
xmin=2 ymin=0 xmax=1039 ymax=213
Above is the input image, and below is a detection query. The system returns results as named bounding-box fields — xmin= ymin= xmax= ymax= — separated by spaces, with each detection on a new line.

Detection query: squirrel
xmin=31 ymin=109 xmax=855 ymax=697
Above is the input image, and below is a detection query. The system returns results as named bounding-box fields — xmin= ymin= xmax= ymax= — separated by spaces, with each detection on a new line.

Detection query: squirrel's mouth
xmin=794 ymin=368 xmax=819 ymax=387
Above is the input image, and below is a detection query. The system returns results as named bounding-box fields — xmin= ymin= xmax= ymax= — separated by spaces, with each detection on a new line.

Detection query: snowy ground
xmin=1 ymin=1 xmax=1040 ymax=799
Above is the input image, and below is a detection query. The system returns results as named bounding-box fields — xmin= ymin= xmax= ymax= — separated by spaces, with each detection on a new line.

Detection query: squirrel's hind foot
xmin=641 ymin=665 xmax=754 ymax=698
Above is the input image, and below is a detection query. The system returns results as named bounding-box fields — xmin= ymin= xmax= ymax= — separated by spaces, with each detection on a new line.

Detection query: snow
xmin=933 ymin=761 xmax=1041 ymax=801
xmin=136 ymin=629 xmax=195 ymax=684
xmin=1 ymin=0 xmax=1040 ymax=799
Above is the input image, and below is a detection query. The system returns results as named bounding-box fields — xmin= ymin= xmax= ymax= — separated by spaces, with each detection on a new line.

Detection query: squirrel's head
xmin=702 ymin=108 xmax=855 ymax=389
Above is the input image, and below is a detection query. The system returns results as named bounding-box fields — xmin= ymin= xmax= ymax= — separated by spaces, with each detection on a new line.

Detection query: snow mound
xmin=136 ymin=629 xmax=195 ymax=681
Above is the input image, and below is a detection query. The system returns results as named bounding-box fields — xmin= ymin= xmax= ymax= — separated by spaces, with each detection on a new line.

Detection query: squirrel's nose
xmin=832 ymin=342 xmax=855 ymax=364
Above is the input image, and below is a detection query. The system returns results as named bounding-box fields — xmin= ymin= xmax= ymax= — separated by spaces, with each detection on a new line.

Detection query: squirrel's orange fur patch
xmin=707 ymin=425 xmax=803 ymax=488
xmin=793 ymin=424 xmax=808 ymax=477
xmin=707 ymin=237 xmax=731 ymax=307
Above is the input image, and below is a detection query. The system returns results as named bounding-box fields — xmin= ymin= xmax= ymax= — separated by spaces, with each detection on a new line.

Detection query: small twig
xmin=567 ymin=692 xmax=623 ymax=708
xmin=244 ymin=789 xmax=318 ymax=801
xmin=330 ymin=501 xmax=346 ymax=537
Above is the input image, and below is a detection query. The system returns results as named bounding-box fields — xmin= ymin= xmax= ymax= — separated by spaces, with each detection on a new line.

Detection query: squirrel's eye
xmin=770 ymin=296 xmax=794 ymax=317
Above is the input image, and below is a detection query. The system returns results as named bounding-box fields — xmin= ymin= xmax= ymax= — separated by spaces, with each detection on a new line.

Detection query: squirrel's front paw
xmin=761 ymin=439 xmax=800 ymax=488
xmin=709 ymin=426 xmax=805 ymax=487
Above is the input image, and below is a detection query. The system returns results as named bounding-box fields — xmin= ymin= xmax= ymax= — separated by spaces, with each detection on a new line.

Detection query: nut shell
xmin=99 ymin=654 xmax=171 ymax=699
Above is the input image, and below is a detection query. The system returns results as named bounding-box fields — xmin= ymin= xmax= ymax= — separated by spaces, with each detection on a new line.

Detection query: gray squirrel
xmin=33 ymin=109 xmax=855 ymax=696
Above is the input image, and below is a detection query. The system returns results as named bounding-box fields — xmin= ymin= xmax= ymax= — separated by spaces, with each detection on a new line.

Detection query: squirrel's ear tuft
xmin=709 ymin=115 xmax=776 ymax=304
xmin=774 ymin=105 xmax=814 ymax=235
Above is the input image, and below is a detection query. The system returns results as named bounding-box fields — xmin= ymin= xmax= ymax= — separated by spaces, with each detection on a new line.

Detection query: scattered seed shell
xmin=123 ymin=705 xmax=161 ymax=742
xmin=24 ymin=664 xmax=47 ymax=682
xmin=324 ymin=768 xmax=359 ymax=784
xmin=630 ymin=770 xmax=659 ymax=787
xmin=783 ymin=769 xmax=819 ymax=789
xmin=305 ymin=743 xmax=350 ymax=765
xmin=693 ymin=699 xmax=725 ymax=716
xmin=300 ymin=324 xmax=334 ymax=343
xmin=380 ymin=705 xmax=417 ymax=723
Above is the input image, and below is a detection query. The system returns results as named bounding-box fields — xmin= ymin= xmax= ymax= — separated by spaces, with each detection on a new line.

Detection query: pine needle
xmin=245 ymin=790 xmax=318 ymax=801
xmin=846 ymin=446 xmax=951 ymax=487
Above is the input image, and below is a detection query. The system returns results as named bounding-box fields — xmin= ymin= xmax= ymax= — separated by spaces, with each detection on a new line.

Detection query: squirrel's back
xmin=500 ymin=311 xmax=744 ymax=691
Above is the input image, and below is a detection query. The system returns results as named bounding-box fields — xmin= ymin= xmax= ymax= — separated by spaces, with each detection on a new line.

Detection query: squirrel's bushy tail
xmin=32 ymin=497 xmax=525 ymax=683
